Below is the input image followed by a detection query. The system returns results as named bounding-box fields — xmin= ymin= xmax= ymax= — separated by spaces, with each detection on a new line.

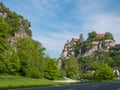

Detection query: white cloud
xmin=83 ymin=13 xmax=120 ymax=43
xmin=3 ymin=0 xmax=120 ymax=58
xmin=32 ymin=0 xmax=120 ymax=58
xmin=33 ymin=31 xmax=78 ymax=58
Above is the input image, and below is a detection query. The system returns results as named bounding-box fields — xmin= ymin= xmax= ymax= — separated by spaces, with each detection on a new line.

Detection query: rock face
xmin=58 ymin=34 xmax=115 ymax=68
xmin=61 ymin=38 xmax=79 ymax=59
xmin=82 ymin=39 xmax=115 ymax=56
xmin=60 ymin=35 xmax=115 ymax=59
xmin=8 ymin=31 xmax=30 ymax=45
xmin=0 ymin=2 xmax=31 ymax=45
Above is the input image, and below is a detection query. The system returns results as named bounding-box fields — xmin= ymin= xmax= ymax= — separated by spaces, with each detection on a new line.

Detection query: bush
xmin=44 ymin=59 xmax=59 ymax=80
xmin=0 ymin=61 xmax=6 ymax=73
xmin=25 ymin=29 xmax=32 ymax=37
xmin=95 ymin=64 xmax=114 ymax=81
xmin=80 ymin=73 xmax=94 ymax=80
xmin=24 ymin=67 xmax=41 ymax=79
xmin=58 ymin=69 xmax=66 ymax=78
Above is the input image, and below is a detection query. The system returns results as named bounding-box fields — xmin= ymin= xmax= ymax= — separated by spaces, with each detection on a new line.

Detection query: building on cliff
xmin=60 ymin=34 xmax=115 ymax=59
xmin=60 ymin=38 xmax=79 ymax=59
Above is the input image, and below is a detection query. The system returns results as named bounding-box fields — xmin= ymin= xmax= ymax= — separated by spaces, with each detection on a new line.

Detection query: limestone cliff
xmin=60 ymin=34 xmax=115 ymax=59
xmin=0 ymin=2 xmax=32 ymax=45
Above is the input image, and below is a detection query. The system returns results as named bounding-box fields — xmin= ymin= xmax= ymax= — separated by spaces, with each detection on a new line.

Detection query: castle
xmin=58 ymin=33 xmax=116 ymax=68
xmin=60 ymin=34 xmax=115 ymax=59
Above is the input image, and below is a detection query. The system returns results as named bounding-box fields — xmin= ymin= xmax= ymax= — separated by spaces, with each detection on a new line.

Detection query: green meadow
xmin=0 ymin=75 xmax=69 ymax=90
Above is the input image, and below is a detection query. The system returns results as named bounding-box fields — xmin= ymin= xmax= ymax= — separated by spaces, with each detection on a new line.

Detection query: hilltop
xmin=60 ymin=31 xmax=115 ymax=59
xmin=58 ymin=31 xmax=120 ymax=80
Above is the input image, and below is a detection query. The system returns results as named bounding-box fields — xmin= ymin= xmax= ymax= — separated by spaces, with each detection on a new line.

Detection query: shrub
xmin=25 ymin=29 xmax=32 ymax=37
xmin=44 ymin=59 xmax=59 ymax=80
xmin=95 ymin=64 xmax=114 ymax=81
xmin=24 ymin=67 xmax=41 ymax=79
xmin=0 ymin=61 xmax=6 ymax=73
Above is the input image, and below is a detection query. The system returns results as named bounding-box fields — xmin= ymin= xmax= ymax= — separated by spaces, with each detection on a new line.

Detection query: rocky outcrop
xmin=60 ymin=38 xmax=78 ymax=59
xmin=0 ymin=3 xmax=31 ymax=45
xmin=60 ymin=38 xmax=115 ymax=59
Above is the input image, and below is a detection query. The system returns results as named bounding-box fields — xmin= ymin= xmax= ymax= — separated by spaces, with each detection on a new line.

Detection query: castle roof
xmin=96 ymin=34 xmax=105 ymax=38
xmin=72 ymin=38 xmax=79 ymax=42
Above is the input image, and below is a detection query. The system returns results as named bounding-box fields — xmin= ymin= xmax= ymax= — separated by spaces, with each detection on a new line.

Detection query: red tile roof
xmin=96 ymin=34 xmax=105 ymax=38
xmin=115 ymin=44 xmax=120 ymax=47
xmin=72 ymin=38 xmax=79 ymax=42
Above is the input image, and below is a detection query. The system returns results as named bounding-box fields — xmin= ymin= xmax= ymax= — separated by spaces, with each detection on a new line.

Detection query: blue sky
xmin=1 ymin=0 xmax=120 ymax=58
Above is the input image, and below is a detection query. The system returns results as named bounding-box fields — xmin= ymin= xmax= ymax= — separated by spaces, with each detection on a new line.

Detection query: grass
xmin=0 ymin=75 xmax=118 ymax=90
xmin=0 ymin=75 xmax=70 ymax=90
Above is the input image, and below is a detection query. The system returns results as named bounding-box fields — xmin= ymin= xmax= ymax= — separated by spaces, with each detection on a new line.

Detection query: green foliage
xmin=24 ymin=67 xmax=41 ymax=79
xmin=109 ymin=46 xmax=120 ymax=68
xmin=2 ymin=49 xmax=20 ymax=74
xmin=0 ymin=2 xmax=10 ymax=14
xmin=104 ymin=57 xmax=114 ymax=67
xmin=79 ymin=34 xmax=84 ymax=42
xmin=90 ymin=61 xmax=100 ymax=70
xmin=105 ymin=32 xmax=114 ymax=40
xmin=0 ymin=75 xmax=69 ymax=89
xmin=58 ymin=69 xmax=66 ymax=78
xmin=93 ymin=50 xmax=109 ymax=64
xmin=0 ymin=2 xmax=30 ymax=37
xmin=25 ymin=29 xmax=32 ymax=36
xmin=95 ymin=64 xmax=114 ymax=81
xmin=16 ymin=38 xmax=39 ymax=76
xmin=113 ymin=55 xmax=120 ymax=67
xmin=0 ymin=3 xmax=62 ymax=81
xmin=66 ymin=55 xmax=79 ymax=79
xmin=0 ymin=61 xmax=6 ymax=73
xmin=78 ymin=56 xmax=92 ymax=71
xmin=74 ymin=40 xmax=82 ymax=56
xmin=87 ymin=31 xmax=97 ymax=41
xmin=0 ymin=16 xmax=9 ymax=54
xmin=80 ymin=73 xmax=94 ymax=80
xmin=44 ymin=58 xmax=59 ymax=80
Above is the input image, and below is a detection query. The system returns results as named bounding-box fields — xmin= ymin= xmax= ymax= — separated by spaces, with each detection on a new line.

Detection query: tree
xmin=95 ymin=64 xmax=114 ymax=81
xmin=0 ymin=60 xmax=6 ymax=73
xmin=0 ymin=16 xmax=9 ymax=74
xmin=66 ymin=55 xmax=79 ymax=79
xmin=105 ymin=32 xmax=114 ymax=40
xmin=93 ymin=50 xmax=108 ymax=64
xmin=109 ymin=46 xmax=120 ymax=68
xmin=25 ymin=29 xmax=32 ymax=37
xmin=33 ymin=40 xmax=46 ymax=77
xmin=44 ymin=58 xmax=59 ymax=80
xmin=79 ymin=34 xmax=84 ymax=42
xmin=16 ymin=38 xmax=40 ymax=77
xmin=2 ymin=49 xmax=20 ymax=74
xmin=87 ymin=31 xmax=97 ymax=41
xmin=114 ymin=55 xmax=120 ymax=68
xmin=0 ymin=16 xmax=9 ymax=56
xmin=78 ymin=56 xmax=92 ymax=72
xmin=90 ymin=61 xmax=100 ymax=70
xmin=104 ymin=57 xmax=114 ymax=67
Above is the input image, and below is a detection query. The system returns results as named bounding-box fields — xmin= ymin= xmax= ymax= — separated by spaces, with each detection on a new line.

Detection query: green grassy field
xmin=0 ymin=75 xmax=69 ymax=90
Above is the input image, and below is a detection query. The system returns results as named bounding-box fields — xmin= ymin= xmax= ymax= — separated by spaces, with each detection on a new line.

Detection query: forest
xmin=0 ymin=2 xmax=59 ymax=80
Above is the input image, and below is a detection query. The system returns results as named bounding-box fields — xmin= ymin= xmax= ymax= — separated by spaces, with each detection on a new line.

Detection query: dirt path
xmin=54 ymin=77 xmax=78 ymax=83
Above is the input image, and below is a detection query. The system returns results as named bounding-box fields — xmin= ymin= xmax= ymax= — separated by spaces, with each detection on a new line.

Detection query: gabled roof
xmin=96 ymin=34 xmax=105 ymax=38
xmin=72 ymin=38 xmax=79 ymax=42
